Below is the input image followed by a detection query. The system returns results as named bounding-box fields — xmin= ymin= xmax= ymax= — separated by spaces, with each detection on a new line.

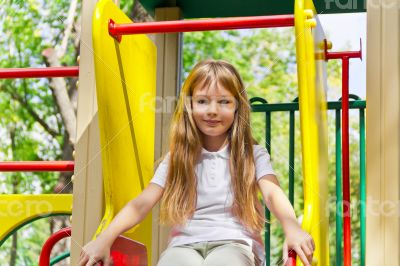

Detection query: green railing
xmin=250 ymin=95 xmax=366 ymax=266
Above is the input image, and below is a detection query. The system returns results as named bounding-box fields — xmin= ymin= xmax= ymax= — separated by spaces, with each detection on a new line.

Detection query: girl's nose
xmin=207 ymin=101 xmax=218 ymax=114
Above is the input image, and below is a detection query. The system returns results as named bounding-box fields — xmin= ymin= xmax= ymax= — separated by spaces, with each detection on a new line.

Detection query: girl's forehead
xmin=193 ymin=82 xmax=234 ymax=97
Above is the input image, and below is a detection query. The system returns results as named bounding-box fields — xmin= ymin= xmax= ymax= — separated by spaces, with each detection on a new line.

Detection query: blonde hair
xmin=160 ymin=59 xmax=264 ymax=232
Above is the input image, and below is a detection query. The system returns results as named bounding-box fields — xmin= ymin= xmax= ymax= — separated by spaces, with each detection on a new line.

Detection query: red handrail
xmin=39 ymin=227 xmax=72 ymax=266
xmin=0 ymin=66 xmax=79 ymax=79
xmin=0 ymin=161 xmax=74 ymax=172
xmin=108 ymin=15 xmax=294 ymax=42
xmin=40 ymin=228 xmax=148 ymax=266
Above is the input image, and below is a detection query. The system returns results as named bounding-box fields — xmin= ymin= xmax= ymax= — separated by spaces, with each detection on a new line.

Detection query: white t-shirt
xmin=150 ymin=144 xmax=276 ymax=262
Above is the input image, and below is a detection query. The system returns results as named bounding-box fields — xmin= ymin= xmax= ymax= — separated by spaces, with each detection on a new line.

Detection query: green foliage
xmin=183 ymin=28 xmax=298 ymax=103
xmin=120 ymin=0 xmax=135 ymax=16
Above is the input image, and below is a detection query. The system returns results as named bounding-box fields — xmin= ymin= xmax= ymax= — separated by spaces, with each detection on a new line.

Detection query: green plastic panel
xmin=140 ymin=0 xmax=365 ymax=18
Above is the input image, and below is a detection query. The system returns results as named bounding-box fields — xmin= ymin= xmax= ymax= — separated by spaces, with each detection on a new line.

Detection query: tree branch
xmin=57 ymin=0 xmax=78 ymax=57
xmin=131 ymin=0 xmax=154 ymax=22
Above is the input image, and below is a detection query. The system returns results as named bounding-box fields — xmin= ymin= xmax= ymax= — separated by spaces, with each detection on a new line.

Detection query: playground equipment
xmin=0 ymin=0 xmax=378 ymax=265
xmin=324 ymin=41 xmax=363 ymax=266
xmin=39 ymin=228 xmax=148 ymax=266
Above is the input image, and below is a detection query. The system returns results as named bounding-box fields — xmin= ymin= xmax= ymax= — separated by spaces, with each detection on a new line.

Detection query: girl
xmin=79 ymin=60 xmax=315 ymax=266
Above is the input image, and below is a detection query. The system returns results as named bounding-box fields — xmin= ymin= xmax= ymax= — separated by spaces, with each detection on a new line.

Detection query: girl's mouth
xmin=204 ymin=120 xmax=220 ymax=126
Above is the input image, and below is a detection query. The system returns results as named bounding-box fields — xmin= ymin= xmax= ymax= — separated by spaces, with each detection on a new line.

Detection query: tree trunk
xmin=9 ymin=127 xmax=18 ymax=266
xmin=9 ymin=232 xmax=17 ymax=266
xmin=42 ymin=48 xmax=77 ymax=146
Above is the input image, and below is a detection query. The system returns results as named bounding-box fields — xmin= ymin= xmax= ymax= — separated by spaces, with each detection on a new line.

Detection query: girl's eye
xmin=197 ymin=99 xmax=207 ymax=104
xmin=219 ymin=100 xmax=230 ymax=104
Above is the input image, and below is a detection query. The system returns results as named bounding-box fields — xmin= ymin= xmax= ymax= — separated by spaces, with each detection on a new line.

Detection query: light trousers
xmin=157 ymin=240 xmax=261 ymax=266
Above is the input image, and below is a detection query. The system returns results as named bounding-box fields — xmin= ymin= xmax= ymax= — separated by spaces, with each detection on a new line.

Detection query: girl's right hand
xmin=78 ymin=237 xmax=113 ymax=266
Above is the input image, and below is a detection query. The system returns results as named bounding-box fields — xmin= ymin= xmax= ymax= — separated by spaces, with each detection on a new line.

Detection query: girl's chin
xmin=200 ymin=130 xmax=227 ymax=137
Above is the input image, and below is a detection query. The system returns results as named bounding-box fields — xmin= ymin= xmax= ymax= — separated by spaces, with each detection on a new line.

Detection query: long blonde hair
xmin=160 ymin=59 xmax=264 ymax=232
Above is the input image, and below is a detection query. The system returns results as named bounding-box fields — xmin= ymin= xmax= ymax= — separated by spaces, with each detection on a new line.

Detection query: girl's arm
xmin=258 ymin=174 xmax=315 ymax=266
xmin=78 ymin=183 xmax=164 ymax=266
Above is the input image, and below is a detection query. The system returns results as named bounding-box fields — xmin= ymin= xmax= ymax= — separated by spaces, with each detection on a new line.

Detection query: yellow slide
xmin=294 ymin=0 xmax=329 ymax=265
xmin=92 ymin=0 xmax=157 ymax=264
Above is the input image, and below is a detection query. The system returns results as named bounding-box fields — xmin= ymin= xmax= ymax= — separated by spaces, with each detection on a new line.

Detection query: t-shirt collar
xmin=201 ymin=143 xmax=230 ymax=159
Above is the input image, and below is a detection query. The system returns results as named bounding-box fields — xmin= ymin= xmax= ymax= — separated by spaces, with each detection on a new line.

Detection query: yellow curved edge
xmin=92 ymin=0 xmax=156 ymax=263
xmin=0 ymin=194 xmax=72 ymax=242
xmin=294 ymin=0 xmax=329 ymax=265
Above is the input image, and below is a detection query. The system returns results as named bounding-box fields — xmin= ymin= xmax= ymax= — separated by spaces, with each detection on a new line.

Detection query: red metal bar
xmin=0 ymin=66 xmax=79 ymax=79
xmin=325 ymin=51 xmax=362 ymax=60
xmin=341 ymin=56 xmax=351 ymax=266
xmin=325 ymin=39 xmax=362 ymax=61
xmin=0 ymin=161 xmax=74 ymax=172
xmin=39 ymin=227 xmax=71 ymax=266
xmin=109 ymin=15 xmax=294 ymax=41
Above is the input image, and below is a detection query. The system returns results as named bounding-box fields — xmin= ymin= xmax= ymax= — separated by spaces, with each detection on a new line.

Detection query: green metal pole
xmin=336 ymin=109 xmax=343 ymax=266
xmin=50 ymin=251 xmax=70 ymax=265
xmin=265 ymin=110 xmax=271 ymax=266
xmin=289 ymin=109 xmax=295 ymax=205
xmin=360 ymin=108 xmax=366 ymax=266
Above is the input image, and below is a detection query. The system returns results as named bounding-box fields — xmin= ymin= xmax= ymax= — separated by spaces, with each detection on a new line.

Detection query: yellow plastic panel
xmin=92 ymin=0 xmax=156 ymax=263
xmin=294 ymin=0 xmax=329 ymax=265
xmin=0 ymin=194 xmax=72 ymax=245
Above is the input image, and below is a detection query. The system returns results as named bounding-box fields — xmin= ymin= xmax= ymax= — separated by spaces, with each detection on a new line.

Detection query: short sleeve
xmin=253 ymin=145 xmax=276 ymax=181
xmin=150 ymin=152 xmax=170 ymax=188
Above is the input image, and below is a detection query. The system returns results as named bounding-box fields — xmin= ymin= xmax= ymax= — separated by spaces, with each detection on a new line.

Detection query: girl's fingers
xmin=293 ymin=245 xmax=310 ymax=266
xmin=311 ymin=238 xmax=316 ymax=250
xmin=85 ymin=259 xmax=96 ymax=266
xmin=78 ymin=254 xmax=88 ymax=266
xmin=306 ymin=240 xmax=314 ymax=254
xmin=282 ymin=242 xmax=289 ymax=263
xmin=85 ymin=256 xmax=99 ymax=266
xmin=306 ymin=235 xmax=315 ymax=250
xmin=104 ymin=257 xmax=113 ymax=266
xmin=301 ymin=243 xmax=313 ymax=264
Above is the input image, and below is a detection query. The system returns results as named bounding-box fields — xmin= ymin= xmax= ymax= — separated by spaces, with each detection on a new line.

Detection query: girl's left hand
xmin=282 ymin=226 xmax=315 ymax=266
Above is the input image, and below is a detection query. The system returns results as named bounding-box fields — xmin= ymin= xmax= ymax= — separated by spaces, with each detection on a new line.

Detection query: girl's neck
xmin=202 ymin=134 xmax=229 ymax=152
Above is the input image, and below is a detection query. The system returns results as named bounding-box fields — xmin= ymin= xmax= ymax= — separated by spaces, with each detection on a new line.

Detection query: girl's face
xmin=191 ymin=82 xmax=237 ymax=145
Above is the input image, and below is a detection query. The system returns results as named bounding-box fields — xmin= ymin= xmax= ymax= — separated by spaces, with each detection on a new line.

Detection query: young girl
xmin=79 ymin=60 xmax=315 ymax=266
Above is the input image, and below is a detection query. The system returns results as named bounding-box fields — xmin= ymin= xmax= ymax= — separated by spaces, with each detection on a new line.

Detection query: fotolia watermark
xmin=0 ymin=199 xmax=54 ymax=218
xmin=139 ymin=92 xmax=178 ymax=114
xmin=325 ymin=0 xmax=399 ymax=10
xmin=325 ymin=0 xmax=365 ymax=10
xmin=323 ymin=196 xmax=400 ymax=218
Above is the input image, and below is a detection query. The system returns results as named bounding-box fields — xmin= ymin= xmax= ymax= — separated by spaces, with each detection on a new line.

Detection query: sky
xmin=319 ymin=12 xmax=366 ymax=99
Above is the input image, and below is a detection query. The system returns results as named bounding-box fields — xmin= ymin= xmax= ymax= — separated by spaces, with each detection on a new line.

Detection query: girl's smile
xmin=204 ymin=119 xmax=221 ymax=126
